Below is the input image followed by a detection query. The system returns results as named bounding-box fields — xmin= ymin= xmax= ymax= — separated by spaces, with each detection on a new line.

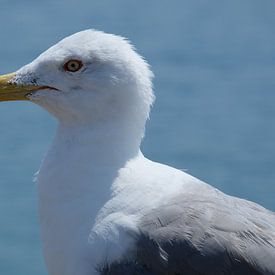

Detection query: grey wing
xmin=101 ymin=187 xmax=275 ymax=275
xmin=136 ymin=189 xmax=275 ymax=275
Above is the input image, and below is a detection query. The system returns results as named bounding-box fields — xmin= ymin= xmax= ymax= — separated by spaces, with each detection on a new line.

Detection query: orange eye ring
xmin=63 ymin=60 xmax=83 ymax=72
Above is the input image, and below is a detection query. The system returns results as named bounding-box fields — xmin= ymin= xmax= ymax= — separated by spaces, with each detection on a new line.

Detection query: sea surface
xmin=0 ymin=0 xmax=274 ymax=274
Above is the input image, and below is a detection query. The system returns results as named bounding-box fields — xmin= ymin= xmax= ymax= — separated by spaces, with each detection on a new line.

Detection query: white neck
xmin=36 ymin=118 xmax=143 ymax=275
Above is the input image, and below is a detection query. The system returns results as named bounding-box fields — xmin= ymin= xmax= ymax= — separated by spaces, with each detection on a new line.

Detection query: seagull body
xmin=0 ymin=30 xmax=274 ymax=275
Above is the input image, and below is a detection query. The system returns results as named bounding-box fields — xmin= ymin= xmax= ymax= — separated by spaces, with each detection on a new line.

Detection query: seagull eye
xmin=63 ymin=60 xmax=83 ymax=72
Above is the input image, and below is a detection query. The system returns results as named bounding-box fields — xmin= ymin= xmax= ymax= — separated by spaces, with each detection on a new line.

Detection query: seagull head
xmin=0 ymin=30 xmax=154 ymax=128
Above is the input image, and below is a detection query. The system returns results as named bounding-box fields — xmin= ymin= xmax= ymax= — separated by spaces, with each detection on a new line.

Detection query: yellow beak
xmin=0 ymin=73 xmax=45 ymax=102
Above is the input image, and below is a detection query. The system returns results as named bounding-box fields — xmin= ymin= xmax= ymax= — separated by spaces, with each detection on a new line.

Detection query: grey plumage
xmin=101 ymin=184 xmax=275 ymax=275
xmin=99 ymin=261 xmax=155 ymax=275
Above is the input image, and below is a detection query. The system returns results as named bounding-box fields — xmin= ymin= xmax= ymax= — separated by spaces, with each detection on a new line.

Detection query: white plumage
xmin=2 ymin=29 xmax=275 ymax=275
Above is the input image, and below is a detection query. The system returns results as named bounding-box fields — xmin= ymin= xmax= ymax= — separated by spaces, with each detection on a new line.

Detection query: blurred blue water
xmin=0 ymin=0 xmax=274 ymax=274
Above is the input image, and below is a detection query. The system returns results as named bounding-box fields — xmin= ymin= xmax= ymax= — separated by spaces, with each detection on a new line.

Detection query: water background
xmin=0 ymin=1 xmax=274 ymax=274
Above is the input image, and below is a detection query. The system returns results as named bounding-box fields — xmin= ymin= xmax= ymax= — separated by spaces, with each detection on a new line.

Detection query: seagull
xmin=0 ymin=29 xmax=274 ymax=275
